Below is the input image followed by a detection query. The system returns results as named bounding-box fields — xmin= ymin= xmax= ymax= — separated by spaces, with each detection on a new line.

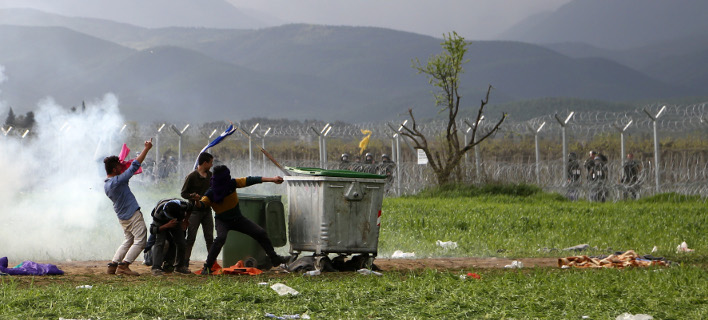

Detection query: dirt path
xmin=15 ymin=257 xmax=559 ymax=277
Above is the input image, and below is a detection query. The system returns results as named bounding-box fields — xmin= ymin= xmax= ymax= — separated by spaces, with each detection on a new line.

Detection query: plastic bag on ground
xmin=391 ymin=250 xmax=415 ymax=259
xmin=436 ymin=240 xmax=458 ymax=249
xmin=265 ymin=313 xmax=310 ymax=319
xmin=357 ymin=268 xmax=382 ymax=276
xmin=676 ymin=241 xmax=694 ymax=253
xmin=504 ymin=260 xmax=523 ymax=269
xmin=270 ymin=283 xmax=299 ymax=296
xmin=616 ymin=313 xmax=653 ymax=320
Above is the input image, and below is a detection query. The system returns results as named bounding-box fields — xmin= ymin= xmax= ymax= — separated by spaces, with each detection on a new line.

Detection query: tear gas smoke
xmin=0 ymin=66 xmax=144 ymax=261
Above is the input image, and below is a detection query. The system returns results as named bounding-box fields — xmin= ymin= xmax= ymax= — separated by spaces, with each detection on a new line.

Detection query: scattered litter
xmin=258 ymin=282 xmax=269 ymax=286
xmin=582 ymin=316 xmax=590 ymax=319
xmin=303 ymin=270 xmax=321 ymax=276
xmin=391 ymin=250 xmax=415 ymax=259
xmin=504 ymin=261 xmax=523 ymax=269
xmin=651 ymin=246 xmax=658 ymax=253
xmin=265 ymin=313 xmax=310 ymax=319
xmin=75 ymin=285 xmax=93 ymax=289
xmin=616 ymin=313 xmax=653 ymax=320
xmin=563 ymin=244 xmax=590 ymax=252
xmin=559 ymin=250 xmax=669 ymax=269
xmin=676 ymin=241 xmax=694 ymax=253
xmin=467 ymin=272 xmax=481 ymax=279
xmin=436 ymin=240 xmax=458 ymax=250
xmin=357 ymin=268 xmax=382 ymax=276
xmin=270 ymin=283 xmax=299 ymax=296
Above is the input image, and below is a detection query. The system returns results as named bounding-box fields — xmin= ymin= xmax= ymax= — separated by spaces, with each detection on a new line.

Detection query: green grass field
xmin=2 ymin=186 xmax=707 ymax=319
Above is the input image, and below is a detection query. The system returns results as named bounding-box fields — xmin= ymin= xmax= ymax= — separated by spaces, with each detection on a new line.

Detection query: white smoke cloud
xmin=0 ymin=68 xmax=136 ymax=261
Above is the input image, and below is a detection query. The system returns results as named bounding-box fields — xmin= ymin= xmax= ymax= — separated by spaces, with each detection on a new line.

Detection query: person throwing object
xmin=103 ymin=138 xmax=152 ymax=276
xmin=194 ymin=165 xmax=288 ymax=275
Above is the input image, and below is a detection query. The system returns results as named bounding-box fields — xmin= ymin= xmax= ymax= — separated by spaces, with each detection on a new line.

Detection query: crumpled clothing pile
xmin=0 ymin=257 xmax=64 ymax=275
xmin=558 ymin=250 xmax=668 ymax=269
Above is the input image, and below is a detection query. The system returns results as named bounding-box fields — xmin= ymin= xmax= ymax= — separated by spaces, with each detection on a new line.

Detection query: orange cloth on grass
xmin=193 ymin=261 xmax=262 ymax=275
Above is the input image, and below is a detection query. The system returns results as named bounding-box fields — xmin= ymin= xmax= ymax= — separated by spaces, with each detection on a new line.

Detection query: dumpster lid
xmin=285 ymin=166 xmax=387 ymax=179
xmin=238 ymin=193 xmax=282 ymax=201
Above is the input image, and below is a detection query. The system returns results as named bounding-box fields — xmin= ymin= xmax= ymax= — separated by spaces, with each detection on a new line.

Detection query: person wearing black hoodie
xmin=194 ymin=165 xmax=287 ymax=275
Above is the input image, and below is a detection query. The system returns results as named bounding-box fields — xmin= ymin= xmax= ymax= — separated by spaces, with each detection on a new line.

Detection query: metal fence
xmin=4 ymin=103 xmax=708 ymax=200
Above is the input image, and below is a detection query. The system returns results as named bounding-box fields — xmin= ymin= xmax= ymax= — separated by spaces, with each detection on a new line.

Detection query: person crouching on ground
xmin=194 ymin=165 xmax=287 ymax=275
xmin=149 ymin=199 xmax=193 ymax=276
xmin=103 ymin=138 xmax=152 ymax=276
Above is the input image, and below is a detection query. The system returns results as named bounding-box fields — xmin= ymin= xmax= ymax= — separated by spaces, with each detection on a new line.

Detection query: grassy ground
xmin=2 ymin=186 xmax=707 ymax=319
xmin=380 ymin=186 xmax=707 ymax=264
xmin=2 ymin=267 xmax=707 ymax=319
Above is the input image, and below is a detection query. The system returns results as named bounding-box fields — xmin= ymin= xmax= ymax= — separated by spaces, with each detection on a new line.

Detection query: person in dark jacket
xmin=566 ymin=152 xmax=582 ymax=200
xmin=621 ymin=153 xmax=641 ymax=200
xmin=194 ymin=165 xmax=288 ymax=275
xmin=149 ymin=199 xmax=193 ymax=276
xmin=180 ymin=152 xmax=214 ymax=267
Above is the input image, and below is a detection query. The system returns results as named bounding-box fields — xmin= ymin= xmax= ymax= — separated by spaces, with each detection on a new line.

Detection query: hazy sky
xmin=0 ymin=0 xmax=571 ymax=40
xmin=227 ymin=0 xmax=571 ymax=40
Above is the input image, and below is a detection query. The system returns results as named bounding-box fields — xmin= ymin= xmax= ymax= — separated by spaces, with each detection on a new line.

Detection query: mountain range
xmin=0 ymin=1 xmax=707 ymax=123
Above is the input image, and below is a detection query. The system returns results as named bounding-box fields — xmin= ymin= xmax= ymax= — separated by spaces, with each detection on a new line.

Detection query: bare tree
xmin=401 ymin=31 xmax=506 ymax=185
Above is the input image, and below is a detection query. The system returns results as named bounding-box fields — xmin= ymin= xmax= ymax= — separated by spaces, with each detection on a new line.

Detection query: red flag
xmin=118 ymin=143 xmax=143 ymax=175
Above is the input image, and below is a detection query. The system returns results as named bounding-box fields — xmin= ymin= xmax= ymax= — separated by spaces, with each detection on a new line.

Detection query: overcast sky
xmin=227 ymin=0 xmax=571 ymax=40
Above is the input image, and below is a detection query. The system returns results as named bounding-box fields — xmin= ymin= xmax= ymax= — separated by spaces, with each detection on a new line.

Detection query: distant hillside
xmin=0 ymin=25 xmax=135 ymax=108
xmin=0 ymin=18 xmax=701 ymax=123
xmin=0 ymin=0 xmax=269 ymax=29
xmin=500 ymin=0 xmax=708 ymax=50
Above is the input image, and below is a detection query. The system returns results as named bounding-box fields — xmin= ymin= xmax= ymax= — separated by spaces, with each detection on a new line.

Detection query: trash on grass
xmin=270 ymin=283 xmax=299 ymax=296
xmin=559 ymin=250 xmax=669 ymax=269
xmin=357 ymin=268 xmax=382 ymax=276
xmin=436 ymin=240 xmax=458 ymax=249
xmin=504 ymin=261 xmax=523 ymax=269
xmin=459 ymin=272 xmax=481 ymax=280
xmin=651 ymin=246 xmax=658 ymax=253
xmin=75 ymin=285 xmax=93 ymax=289
xmin=303 ymin=270 xmax=321 ymax=276
xmin=616 ymin=313 xmax=653 ymax=320
xmin=563 ymin=244 xmax=590 ymax=251
xmin=265 ymin=313 xmax=310 ymax=319
xmin=676 ymin=241 xmax=694 ymax=253
xmin=391 ymin=250 xmax=415 ymax=259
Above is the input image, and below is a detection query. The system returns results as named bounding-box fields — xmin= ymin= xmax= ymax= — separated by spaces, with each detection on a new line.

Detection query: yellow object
xmin=359 ymin=129 xmax=372 ymax=155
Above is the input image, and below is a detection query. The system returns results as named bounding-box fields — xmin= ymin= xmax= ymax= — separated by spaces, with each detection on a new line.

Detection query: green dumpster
xmin=222 ymin=193 xmax=287 ymax=269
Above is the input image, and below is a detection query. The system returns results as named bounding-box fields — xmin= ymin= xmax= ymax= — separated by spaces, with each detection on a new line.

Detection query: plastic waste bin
xmin=222 ymin=193 xmax=286 ymax=269
xmin=284 ymin=167 xmax=387 ymax=269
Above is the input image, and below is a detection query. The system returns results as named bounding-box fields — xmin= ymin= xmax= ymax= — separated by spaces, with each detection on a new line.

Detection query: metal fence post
xmin=322 ymin=124 xmax=332 ymax=169
xmin=530 ymin=122 xmax=546 ymax=185
xmin=614 ymin=119 xmax=633 ymax=167
xmin=554 ymin=112 xmax=574 ymax=183
xmin=170 ymin=124 xmax=190 ymax=178
xmin=262 ymin=127 xmax=271 ymax=174
xmin=155 ymin=123 xmax=165 ymax=177
xmin=645 ymin=106 xmax=666 ymax=193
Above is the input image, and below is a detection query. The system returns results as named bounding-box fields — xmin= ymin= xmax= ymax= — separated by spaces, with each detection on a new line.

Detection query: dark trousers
xmin=204 ymin=214 xmax=278 ymax=268
xmin=184 ymin=210 xmax=214 ymax=264
xmin=152 ymin=227 xmax=187 ymax=271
